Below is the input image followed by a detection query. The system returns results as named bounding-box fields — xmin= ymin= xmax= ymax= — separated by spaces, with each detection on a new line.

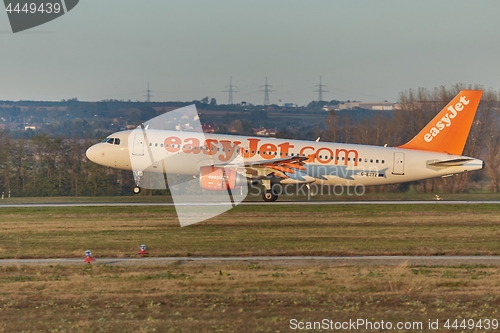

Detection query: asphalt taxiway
xmin=1 ymin=256 xmax=500 ymax=266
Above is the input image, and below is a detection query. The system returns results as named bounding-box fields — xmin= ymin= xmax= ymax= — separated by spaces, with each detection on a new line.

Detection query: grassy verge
xmin=0 ymin=204 xmax=499 ymax=258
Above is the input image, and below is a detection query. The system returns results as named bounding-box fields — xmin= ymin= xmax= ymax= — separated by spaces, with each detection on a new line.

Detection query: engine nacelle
xmin=200 ymin=166 xmax=246 ymax=191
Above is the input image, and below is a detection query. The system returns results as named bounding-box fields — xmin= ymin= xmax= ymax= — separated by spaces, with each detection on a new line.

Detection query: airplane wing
xmin=215 ymin=156 xmax=310 ymax=179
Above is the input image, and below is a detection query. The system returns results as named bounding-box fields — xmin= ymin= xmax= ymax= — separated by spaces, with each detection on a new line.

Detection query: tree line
xmin=0 ymin=133 xmax=136 ymax=197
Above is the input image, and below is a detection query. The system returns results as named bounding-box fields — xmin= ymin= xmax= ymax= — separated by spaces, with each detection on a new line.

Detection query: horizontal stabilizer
xmin=427 ymin=158 xmax=474 ymax=167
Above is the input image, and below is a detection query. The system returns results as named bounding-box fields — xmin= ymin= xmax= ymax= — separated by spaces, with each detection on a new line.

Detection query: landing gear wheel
xmin=133 ymin=186 xmax=141 ymax=194
xmin=262 ymin=189 xmax=278 ymax=202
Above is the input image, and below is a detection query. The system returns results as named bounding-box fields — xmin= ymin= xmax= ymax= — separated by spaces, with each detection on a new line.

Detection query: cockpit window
xmin=102 ymin=137 xmax=120 ymax=145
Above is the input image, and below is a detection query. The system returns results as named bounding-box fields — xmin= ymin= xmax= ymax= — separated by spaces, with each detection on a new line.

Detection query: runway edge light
xmin=83 ymin=250 xmax=95 ymax=264
xmin=138 ymin=244 xmax=149 ymax=257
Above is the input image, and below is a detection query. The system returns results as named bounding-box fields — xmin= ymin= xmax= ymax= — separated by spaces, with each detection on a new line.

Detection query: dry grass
xmin=0 ymin=262 xmax=499 ymax=332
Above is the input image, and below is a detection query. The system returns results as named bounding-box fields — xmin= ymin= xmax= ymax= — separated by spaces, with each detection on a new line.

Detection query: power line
xmin=313 ymin=76 xmax=328 ymax=102
xmin=259 ymin=77 xmax=275 ymax=105
xmin=223 ymin=77 xmax=238 ymax=104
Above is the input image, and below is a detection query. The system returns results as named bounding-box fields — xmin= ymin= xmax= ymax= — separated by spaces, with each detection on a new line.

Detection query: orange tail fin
xmin=397 ymin=90 xmax=482 ymax=155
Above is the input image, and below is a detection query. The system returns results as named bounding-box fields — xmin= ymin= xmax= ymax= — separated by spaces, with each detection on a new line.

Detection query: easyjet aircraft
xmin=86 ymin=90 xmax=484 ymax=202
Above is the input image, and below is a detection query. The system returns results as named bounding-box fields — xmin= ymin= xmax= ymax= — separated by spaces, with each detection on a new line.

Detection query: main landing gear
xmin=262 ymin=189 xmax=278 ymax=202
xmin=261 ymin=179 xmax=279 ymax=202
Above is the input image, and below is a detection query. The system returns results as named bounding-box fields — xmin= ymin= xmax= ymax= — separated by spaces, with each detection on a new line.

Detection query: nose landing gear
xmin=133 ymin=170 xmax=143 ymax=195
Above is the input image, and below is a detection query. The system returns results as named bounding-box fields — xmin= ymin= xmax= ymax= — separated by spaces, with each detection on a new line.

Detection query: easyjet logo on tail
xmin=423 ymin=95 xmax=470 ymax=143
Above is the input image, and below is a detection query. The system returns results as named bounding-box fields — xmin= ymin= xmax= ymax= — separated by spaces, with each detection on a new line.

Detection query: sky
xmin=1 ymin=0 xmax=500 ymax=105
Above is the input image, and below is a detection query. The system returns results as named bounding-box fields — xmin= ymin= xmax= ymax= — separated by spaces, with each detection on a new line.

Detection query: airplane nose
xmin=86 ymin=144 xmax=99 ymax=162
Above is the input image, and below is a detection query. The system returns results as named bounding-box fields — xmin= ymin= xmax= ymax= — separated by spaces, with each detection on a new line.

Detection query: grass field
xmin=1 ymin=203 xmax=500 ymax=332
xmin=1 ymin=262 xmax=500 ymax=332
xmin=0 ymin=204 xmax=499 ymax=258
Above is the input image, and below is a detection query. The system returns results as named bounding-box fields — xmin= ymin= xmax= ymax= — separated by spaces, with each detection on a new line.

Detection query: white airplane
xmin=86 ymin=90 xmax=484 ymax=202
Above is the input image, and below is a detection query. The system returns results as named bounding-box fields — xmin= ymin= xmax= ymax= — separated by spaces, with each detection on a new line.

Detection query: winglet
xmin=397 ymin=90 xmax=482 ymax=155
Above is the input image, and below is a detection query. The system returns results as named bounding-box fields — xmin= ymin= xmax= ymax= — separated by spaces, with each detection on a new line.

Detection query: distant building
xmin=253 ymin=127 xmax=276 ymax=136
xmin=337 ymin=101 xmax=395 ymax=111
xmin=202 ymin=124 xmax=215 ymax=133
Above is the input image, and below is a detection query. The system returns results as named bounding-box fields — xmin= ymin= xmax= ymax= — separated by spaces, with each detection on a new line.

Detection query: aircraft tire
xmin=262 ymin=190 xmax=278 ymax=202
xmin=133 ymin=186 xmax=141 ymax=194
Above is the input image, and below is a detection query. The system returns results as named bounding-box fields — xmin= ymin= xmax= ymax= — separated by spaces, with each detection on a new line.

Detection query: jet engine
xmin=199 ymin=166 xmax=247 ymax=191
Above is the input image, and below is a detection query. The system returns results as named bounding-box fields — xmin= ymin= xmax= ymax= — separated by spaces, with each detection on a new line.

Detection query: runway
xmin=1 ymin=200 xmax=500 ymax=208
xmin=1 ymin=256 xmax=500 ymax=266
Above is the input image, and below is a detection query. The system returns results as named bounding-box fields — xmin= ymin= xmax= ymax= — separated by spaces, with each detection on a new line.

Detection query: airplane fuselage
xmin=86 ymin=129 xmax=484 ymax=187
